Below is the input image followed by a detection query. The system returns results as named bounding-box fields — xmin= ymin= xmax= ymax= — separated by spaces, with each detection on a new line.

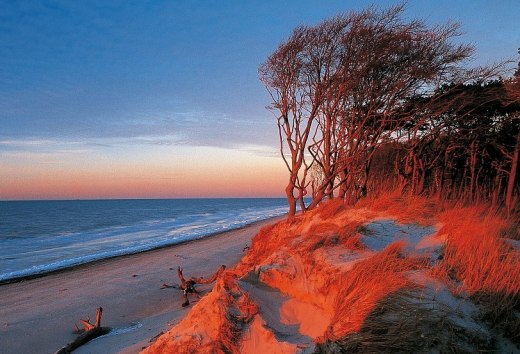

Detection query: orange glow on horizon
xmin=0 ymin=146 xmax=288 ymax=200
xmin=0 ymin=171 xmax=286 ymax=200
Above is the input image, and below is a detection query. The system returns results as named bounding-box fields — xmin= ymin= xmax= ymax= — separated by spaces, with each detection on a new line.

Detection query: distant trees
xmin=260 ymin=5 xmax=489 ymax=217
xmin=392 ymin=80 xmax=519 ymax=214
xmin=503 ymin=50 xmax=520 ymax=214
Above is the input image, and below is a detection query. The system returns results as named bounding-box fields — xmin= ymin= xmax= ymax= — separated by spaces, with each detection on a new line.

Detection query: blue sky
xmin=1 ymin=0 xmax=519 ymax=199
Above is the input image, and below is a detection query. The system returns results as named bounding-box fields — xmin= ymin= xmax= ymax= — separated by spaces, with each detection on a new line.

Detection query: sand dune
xmin=143 ymin=196 xmax=519 ymax=353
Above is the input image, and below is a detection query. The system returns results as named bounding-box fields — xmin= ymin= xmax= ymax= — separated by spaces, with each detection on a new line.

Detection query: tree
xmin=258 ymin=27 xmax=320 ymax=217
xmin=260 ymin=5 xmax=474 ymax=216
xmin=393 ymin=79 xmax=519 ymax=210
xmin=502 ymin=50 xmax=520 ymax=215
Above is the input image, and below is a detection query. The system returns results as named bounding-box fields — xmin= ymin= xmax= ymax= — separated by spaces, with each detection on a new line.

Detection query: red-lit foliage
xmin=430 ymin=205 xmax=520 ymax=340
xmin=434 ymin=207 xmax=519 ymax=296
xmin=326 ymin=241 xmax=426 ymax=340
xmin=315 ymin=199 xmax=348 ymax=220
xmin=356 ymin=189 xmax=437 ymax=225
xmin=145 ymin=195 xmax=519 ymax=352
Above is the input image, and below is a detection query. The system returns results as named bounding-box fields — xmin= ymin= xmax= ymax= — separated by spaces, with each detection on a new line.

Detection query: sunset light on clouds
xmin=1 ymin=0 xmax=519 ymax=200
xmin=1 ymin=140 xmax=286 ymax=199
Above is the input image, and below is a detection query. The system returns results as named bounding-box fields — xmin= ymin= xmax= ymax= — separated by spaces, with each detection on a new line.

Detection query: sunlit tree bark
xmin=260 ymin=5 xmax=475 ymax=212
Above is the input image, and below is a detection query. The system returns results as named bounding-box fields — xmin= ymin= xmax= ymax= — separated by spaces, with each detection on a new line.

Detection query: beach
xmin=0 ymin=216 xmax=282 ymax=354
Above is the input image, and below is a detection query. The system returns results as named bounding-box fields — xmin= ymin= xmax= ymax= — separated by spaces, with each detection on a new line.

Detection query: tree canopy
xmin=260 ymin=5 xmax=519 ymax=216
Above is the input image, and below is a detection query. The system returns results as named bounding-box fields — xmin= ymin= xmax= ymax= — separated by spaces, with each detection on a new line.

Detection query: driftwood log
xmin=177 ymin=265 xmax=226 ymax=307
xmin=55 ymin=307 xmax=110 ymax=354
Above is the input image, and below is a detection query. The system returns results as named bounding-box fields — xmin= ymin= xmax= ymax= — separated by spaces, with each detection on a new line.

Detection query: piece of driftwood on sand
xmin=167 ymin=264 xmax=226 ymax=307
xmin=54 ymin=307 xmax=110 ymax=354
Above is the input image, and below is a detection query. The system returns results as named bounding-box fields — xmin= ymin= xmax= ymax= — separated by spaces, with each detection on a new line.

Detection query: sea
xmin=0 ymin=198 xmax=288 ymax=283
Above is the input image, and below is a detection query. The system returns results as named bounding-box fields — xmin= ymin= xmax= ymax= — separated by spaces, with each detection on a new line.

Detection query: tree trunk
xmin=338 ymin=169 xmax=348 ymax=199
xmin=435 ymin=158 xmax=446 ymax=200
xmin=469 ymin=141 xmax=477 ymax=202
xmin=359 ymin=151 xmax=374 ymax=198
xmin=417 ymin=165 xmax=425 ymax=195
xmin=285 ymin=181 xmax=297 ymax=218
xmin=298 ymin=187 xmax=307 ymax=212
xmin=505 ymin=131 xmax=520 ymax=215
xmin=306 ymin=184 xmax=326 ymax=211
xmin=411 ymin=153 xmax=419 ymax=195
xmin=55 ymin=308 xmax=108 ymax=354
xmin=492 ymin=173 xmax=503 ymax=206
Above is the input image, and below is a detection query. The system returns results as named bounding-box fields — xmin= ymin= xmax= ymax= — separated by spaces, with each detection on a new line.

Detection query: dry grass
xmin=316 ymin=198 xmax=348 ymax=220
xmin=358 ymin=192 xmax=520 ymax=342
xmin=303 ymin=223 xmax=364 ymax=254
xmin=340 ymin=231 xmax=365 ymax=251
xmin=326 ymin=241 xmax=427 ymax=340
xmin=312 ymin=195 xmax=518 ymax=347
xmin=243 ymin=195 xmax=519 ymax=346
xmin=435 ymin=207 xmax=519 ymax=295
xmin=236 ymin=221 xmax=290 ymax=274
xmin=143 ymin=271 xmax=258 ymax=354
xmin=356 ymin=189 xmax=437 ymax=225
xmin=317 ymin=290 xmax=493 ymax=353
xmin=146 ymin=193 xmax=520 ymax=352
xmin=209 ymin=273 xmax=259 ymax=354
xmin=433 ymin=206 xmax=520 ymax=341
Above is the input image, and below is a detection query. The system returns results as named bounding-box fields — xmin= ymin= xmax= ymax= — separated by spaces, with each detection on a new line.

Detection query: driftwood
xmin=160 ymin=283 xmax=177 ymax=289
xmin=177 ymin=265 xmax=226 ymax=307
xmin=55 ymin=307 xmax=110 ymax=354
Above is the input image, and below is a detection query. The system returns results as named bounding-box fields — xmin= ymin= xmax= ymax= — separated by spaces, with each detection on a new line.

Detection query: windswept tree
xmin=260 ymin=5 xmax=476 ymax=216
xmin=258 ymin=27 xmax=320 ymax=216
xmin=503 ymin=51 xmax=520 ymax=214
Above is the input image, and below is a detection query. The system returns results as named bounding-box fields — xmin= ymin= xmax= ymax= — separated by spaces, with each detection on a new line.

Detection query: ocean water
xmin=0 ymin=198 xmax=287 ymax=282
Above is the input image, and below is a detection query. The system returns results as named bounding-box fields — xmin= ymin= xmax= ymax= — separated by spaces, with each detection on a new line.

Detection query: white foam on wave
xmin=0 ymin=205 xmax=287 ymax=282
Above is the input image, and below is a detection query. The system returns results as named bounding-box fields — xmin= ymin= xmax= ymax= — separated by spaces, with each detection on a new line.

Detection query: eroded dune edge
xmin=144 ymin=193 xmax=519 ymax=354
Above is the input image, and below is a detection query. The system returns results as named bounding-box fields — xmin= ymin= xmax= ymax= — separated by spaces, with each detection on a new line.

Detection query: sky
xmin=1 ymin=0 xmax=519 ymax=200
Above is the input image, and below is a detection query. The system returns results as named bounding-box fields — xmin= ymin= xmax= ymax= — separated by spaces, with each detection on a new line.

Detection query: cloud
xmin=0 ymin=97 xmax=281 ymax=172
xmin=0 ymin=139 xmax=57 ymax=146
xmin=133 ymin=109 xmax=278 ymax=150
xmin=1 ymin=1 xmax=279 ymax=155
xmin=236 ymin=144 xmax=279 ymax=158
xmin=0 ymin=148 xmax=93 ymax=166
xmin=0 ymin=88 xmax=278 ymax=153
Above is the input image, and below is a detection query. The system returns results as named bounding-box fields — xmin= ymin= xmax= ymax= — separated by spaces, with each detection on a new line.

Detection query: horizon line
xmin=0 ymin=195 xmax=288 ymax=202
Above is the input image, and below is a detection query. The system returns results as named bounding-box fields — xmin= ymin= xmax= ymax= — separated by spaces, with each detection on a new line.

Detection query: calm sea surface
xmin=0 ymin=198 xmax=287 ymax=282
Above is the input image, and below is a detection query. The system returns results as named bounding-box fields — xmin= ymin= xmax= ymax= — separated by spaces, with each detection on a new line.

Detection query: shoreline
xmin=0 ymin=215 xmax=284 ymax=354
xmin=0 ymin=215 xmax=285 ymax=286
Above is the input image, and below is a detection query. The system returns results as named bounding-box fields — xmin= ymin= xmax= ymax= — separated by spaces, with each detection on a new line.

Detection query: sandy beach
xmin=0 ymin=217 xmax=282 ymax=354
